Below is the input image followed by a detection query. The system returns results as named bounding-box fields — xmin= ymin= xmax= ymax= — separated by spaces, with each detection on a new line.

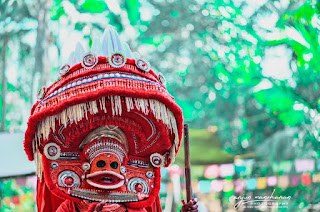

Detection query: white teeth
xmin=33 ymin=96 xmax=179 ymax=161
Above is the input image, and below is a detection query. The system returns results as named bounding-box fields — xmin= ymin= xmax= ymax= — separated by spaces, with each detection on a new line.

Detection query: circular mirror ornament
xmin=81 ymin=53 xmax=98 ymax=69
xmin=150 ymin=153 xmax=165 ymax=168
xmin=109 ymin=52 xmax=126 ymax=68
xmin=82 ymin=162 xmax=90 ymax=171
xmin=128 ymin=177 xmax=149 ymax=194
xmin=37 ymin=87 xmax=46 ymax=100
xmin=146 ymin=171 xmax=154 ymax=178
xmin=44 ymin=142 xmax=61 ymax=160
xmin=120 ymin=166 xmax=127 ymax=175
xmin=51 ymin=162 xmax=59 ymax=169
xmin=58 ymin=170 xmax=80 ymax=188
xmin=59 ymin=64 xmax=70 ymax=76
xmin=135 ymin=59 xmax=151 ymax=72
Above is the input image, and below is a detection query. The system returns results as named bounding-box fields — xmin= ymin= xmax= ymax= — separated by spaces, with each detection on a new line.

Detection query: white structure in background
xmin=0 ymin=133 xmax=35 ymax=178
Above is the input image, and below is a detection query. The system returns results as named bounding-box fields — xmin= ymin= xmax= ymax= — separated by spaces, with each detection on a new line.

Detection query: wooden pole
xmin=184 ymin=124 xmax=192 ymax=202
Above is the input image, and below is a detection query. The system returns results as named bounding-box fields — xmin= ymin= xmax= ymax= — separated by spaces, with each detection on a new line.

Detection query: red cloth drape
xmin=37 ymin=177 xmax=162 ymax=212
xmin=37 ymin=178 xmax=65 ymax=212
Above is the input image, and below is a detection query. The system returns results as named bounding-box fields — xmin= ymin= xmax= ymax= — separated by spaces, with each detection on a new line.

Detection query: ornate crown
xmin=83 ymin=138 xmax=127 ymax=164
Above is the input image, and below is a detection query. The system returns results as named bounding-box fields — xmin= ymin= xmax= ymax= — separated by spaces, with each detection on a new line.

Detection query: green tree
xmin=0 ymin=0 xmax=37 ymax=131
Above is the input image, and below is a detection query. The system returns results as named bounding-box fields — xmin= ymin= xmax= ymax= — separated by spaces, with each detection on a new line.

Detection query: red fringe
xmin=24 ymin=88 xmax=183 ymax=161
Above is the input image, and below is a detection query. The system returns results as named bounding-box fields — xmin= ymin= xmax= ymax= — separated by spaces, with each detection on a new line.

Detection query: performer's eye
xmin=110 ymin=161 xmax=118 ymax=169
xmin=97 ymin=160 xmax=106 ymax=168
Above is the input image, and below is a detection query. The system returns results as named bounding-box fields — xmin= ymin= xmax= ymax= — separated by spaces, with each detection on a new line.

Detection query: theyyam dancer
xmin=24 ymin=26 xmax=198 ymax=212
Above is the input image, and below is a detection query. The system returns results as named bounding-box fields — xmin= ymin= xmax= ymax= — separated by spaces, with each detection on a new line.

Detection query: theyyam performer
xmin=24 ymin=25 xmax=198 ymax=212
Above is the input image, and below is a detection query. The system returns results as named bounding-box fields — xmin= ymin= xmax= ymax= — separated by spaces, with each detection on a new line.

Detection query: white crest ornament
xmin=135 ymin=59 xmax=151 ymax=72
xmin=109 ymin=52 xmax=126 ymax=68
xmin=81 ymin=53 xmax=98 ymax=69
xmin=150 ymin=153 xmax=165 ymax=168
xmin=37 ymin=87 xmax=46 ymax=100
xmin=59 ymin=64 xmax=70 ymax=76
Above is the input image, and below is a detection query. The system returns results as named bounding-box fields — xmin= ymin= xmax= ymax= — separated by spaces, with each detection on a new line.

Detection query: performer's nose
xmin=89 ymin=153 xmax=122 ymax=174
xmin=96 ymin=160 xmax=106 ymax=168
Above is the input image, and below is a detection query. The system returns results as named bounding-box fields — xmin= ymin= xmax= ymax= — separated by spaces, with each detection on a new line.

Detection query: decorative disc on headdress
xmin=135 ymin=59 xmax=151 ymax=72
xmin=37 ymin=87 xmax=46 ymax=100
xmin=59 ymin=64 xmax=70 ymax=76
xmin=158 ymin=73 xmax=166 ymax=86
xmin=81 ymin=53 xmax=98 ymax=69
xmin=109 ymin=52 xmax=126 ymax=68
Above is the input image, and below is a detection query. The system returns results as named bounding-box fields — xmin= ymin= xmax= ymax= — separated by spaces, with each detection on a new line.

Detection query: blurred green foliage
xmin=2 ymin=0 xmax=320 ymax=210
xmin=0 ymin=178 xmax=36 ymax=212
xmin=175 ymin=129 xmax=233 ymax=165
xmin=1 ymin=0 xmax=320 ymax=160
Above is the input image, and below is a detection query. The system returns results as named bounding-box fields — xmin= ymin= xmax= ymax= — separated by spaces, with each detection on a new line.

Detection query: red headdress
xmin=24 ymin=26 xmax=183 ymax=211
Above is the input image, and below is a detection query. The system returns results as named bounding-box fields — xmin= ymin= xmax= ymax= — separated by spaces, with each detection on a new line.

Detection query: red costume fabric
xmin=37 ymin=178 xmax=162 ymax=212
xmin=37 ymin=179 xmax=65 ymax=211
xmin=56 ymin=200 xmax=76 ymax=212
xmin=24 ymin=26 xmax=183 ymax=212
xmin=55 ymin=198 xmax=161 ymax=212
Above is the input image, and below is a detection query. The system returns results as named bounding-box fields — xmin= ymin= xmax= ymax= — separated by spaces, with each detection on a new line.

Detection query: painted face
xmin=86 ymin=153 xmax=125 ymax=189
xmin=41 ymin=129 xmax=155 ymax=205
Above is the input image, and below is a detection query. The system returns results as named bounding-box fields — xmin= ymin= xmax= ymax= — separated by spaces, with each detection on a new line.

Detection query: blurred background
xmin=1 ymin=0 xmax=320 ymax=211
